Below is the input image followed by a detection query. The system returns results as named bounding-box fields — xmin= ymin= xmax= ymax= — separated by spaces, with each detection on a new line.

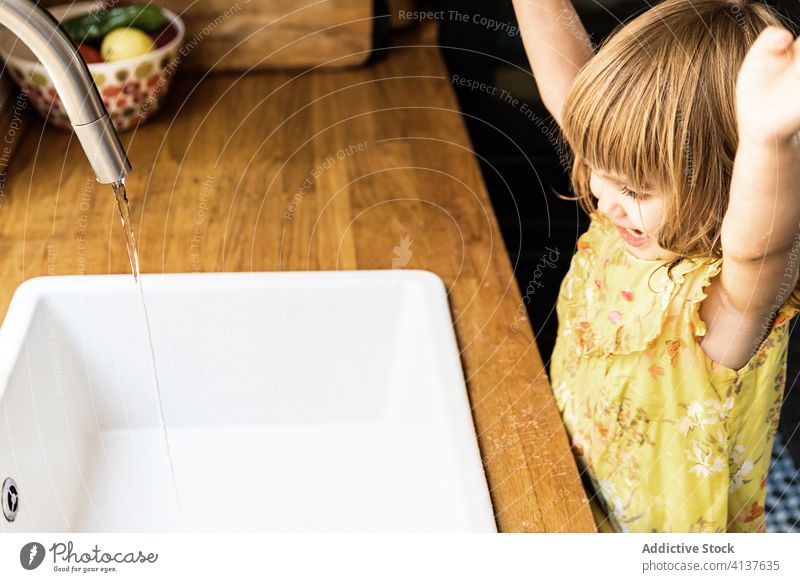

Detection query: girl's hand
xmin=736 ymin=26 xmax=800 ymax=146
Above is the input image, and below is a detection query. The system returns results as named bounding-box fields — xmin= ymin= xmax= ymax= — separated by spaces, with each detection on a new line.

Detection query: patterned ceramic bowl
xmin=0 ymin=2 xmax=185 ymax=132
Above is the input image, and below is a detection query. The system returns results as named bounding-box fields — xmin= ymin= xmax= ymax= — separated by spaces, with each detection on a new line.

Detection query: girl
xmin=512 ymin=0 xmax=800 ymax=532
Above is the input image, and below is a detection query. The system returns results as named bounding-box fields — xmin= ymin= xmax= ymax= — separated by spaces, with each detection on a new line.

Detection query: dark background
xmin=430 ymin=0 xmax=800 ymax=464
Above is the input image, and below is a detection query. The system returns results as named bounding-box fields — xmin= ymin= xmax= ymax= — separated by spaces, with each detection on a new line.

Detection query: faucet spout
xmin=0 ymin=0 xmax=131 ymax=183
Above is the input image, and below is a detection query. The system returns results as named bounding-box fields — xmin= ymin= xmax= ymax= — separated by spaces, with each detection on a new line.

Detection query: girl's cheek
xmin=643 ymin=202 xmax=665 ymax=233
xmin=650 ymin=206 xmax=664 ymax=232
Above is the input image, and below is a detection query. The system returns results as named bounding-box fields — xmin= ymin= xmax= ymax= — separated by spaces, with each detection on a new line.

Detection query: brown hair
xmin=557 ymin=0 xmax=800 ymax=308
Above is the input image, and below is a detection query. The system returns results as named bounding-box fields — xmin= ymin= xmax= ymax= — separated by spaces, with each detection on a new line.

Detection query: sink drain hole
xmin=3 ymin=478 xmax=19 ymax=522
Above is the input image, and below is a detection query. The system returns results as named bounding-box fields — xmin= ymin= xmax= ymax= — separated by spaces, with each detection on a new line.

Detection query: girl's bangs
xmin=562 ymin=48 xmax=676 ymax=196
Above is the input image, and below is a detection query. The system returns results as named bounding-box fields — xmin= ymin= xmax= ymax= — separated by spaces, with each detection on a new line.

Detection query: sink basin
xmin=0 ymin=271 xmax=495 ymax=532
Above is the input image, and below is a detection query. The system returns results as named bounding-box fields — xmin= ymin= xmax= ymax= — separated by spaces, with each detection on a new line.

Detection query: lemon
xmin=101 ymin=28 xmax=154 ymax=62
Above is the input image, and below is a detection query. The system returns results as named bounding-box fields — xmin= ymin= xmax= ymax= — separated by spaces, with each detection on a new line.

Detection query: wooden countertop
xmin=0 ymin=32 xmax=595 ymax=533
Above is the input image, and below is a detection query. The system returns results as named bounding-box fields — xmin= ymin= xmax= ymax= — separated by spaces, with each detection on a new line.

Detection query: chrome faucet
xmin=0 ymin=0 xmax=131 ymax=183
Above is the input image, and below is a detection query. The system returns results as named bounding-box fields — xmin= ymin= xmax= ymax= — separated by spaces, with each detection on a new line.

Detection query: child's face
xmin=589 ymin=169 xmax=679 ymax=262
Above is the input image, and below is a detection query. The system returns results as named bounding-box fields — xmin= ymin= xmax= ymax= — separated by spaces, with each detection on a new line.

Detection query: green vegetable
xmin=61 ymin=5 xmax=168 ymax=43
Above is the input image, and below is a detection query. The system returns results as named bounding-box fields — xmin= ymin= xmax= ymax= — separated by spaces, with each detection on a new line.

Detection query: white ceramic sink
xmin=0 ymin=271 xmax=495 ymax=532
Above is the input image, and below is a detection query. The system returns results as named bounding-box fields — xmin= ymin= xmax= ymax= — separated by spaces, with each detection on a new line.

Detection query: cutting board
xmin=40 ymin=0 xmax=374 ymax=70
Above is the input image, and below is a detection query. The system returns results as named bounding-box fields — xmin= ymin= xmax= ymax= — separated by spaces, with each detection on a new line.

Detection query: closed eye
xmin=621 ymin=186 xmax=648 ymax=200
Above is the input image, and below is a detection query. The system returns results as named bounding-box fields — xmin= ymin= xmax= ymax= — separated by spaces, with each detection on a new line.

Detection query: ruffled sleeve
xmin=687 ymin=259 xmax=722 ymax=340
xmin=687 ymin=257 xmax=800 ymax=377
xmin=688 ymin=258 xmax=800 ymax=341
xmin=746 ymin=297 xmax=800 ymax=369
xmin=772 ymin=299 xmax=800 ymax=332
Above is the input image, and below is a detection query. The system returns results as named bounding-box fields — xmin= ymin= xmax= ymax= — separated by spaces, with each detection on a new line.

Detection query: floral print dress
xmin=550 ymin=213 xmax=799 ymax=533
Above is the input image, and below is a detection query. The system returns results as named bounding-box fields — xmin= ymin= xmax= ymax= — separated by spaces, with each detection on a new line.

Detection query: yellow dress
xmin=550 ymin=213 xmax=799 ymax=533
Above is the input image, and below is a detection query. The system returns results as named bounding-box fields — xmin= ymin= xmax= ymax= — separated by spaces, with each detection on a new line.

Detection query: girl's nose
xmin=594 ymin=187 xmax=626 ymax=220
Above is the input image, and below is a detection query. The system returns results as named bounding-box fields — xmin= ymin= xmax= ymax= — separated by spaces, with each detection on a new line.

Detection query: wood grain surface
xmin=40 ymin=0 xmax=374 ymax=70
xmin=0 ymin=28 xmax=596 ymax=532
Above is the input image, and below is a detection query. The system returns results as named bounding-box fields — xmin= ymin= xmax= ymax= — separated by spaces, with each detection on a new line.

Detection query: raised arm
xmin=511 ymin=0 xmax=595 ymax=127
xmin=698 ymin=26 xmax=800 ymax=370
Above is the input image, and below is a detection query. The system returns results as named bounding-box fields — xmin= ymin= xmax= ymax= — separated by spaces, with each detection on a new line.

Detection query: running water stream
xmin=112 ymin=179 xmax=178 ymax=506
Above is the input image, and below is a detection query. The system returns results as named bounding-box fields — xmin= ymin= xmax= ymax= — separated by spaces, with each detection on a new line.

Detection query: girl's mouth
xmin=616 ymin=225 xmax=648 ymax=247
